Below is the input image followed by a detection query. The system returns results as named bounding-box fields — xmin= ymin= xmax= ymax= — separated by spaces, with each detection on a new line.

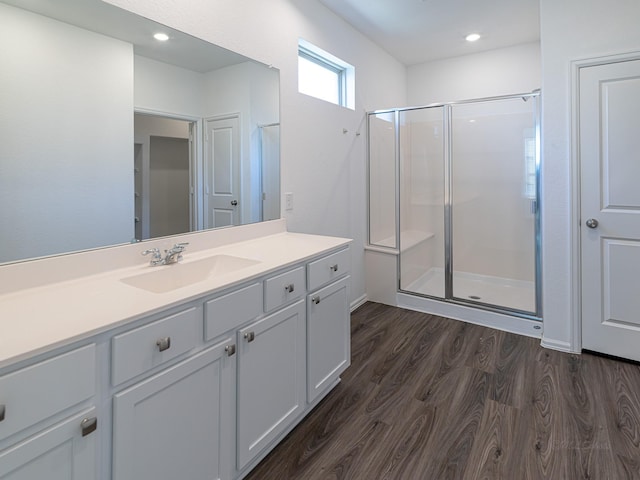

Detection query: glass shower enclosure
xmin=368 ymin=92 xmax=541 ymax=318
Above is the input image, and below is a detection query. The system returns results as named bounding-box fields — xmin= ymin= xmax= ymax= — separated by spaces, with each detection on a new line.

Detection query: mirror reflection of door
xmin=205 ymin=115 xmax=241 ymax=228
xmin=134 ymin=113 xmax=196 ymax=240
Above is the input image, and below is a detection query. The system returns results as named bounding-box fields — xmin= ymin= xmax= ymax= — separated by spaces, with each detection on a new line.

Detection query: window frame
xmin=297 ymin=39 xmax=354 ymax=110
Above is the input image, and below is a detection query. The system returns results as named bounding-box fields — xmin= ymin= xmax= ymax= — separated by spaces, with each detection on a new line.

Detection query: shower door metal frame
xmin=367 ymin=91 xmax=542 ymax=321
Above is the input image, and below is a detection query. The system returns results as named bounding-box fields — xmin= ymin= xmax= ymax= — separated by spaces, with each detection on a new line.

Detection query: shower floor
xmin=404 ymin=268 xmax=536 ymax=313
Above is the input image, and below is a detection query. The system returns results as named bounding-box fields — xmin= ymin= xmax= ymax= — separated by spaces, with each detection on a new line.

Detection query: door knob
xmin=586 ymin=218 xmax=599 ymax=229
xmin=230 ymin=200 xmax=238 ymax=206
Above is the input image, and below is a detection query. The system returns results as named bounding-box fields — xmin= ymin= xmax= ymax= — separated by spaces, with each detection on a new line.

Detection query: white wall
xmin=539 ymin=0 xmax=640 ymax=350
xmin=134 ymin=55 xmax=204 ymax=117
xmin=106 ymin=0 xmax=408 ymax=306
xmin=407 ymin=42 xmax=541 ymax=105
xmin=0 ymin=4 xmax=134 ymax=263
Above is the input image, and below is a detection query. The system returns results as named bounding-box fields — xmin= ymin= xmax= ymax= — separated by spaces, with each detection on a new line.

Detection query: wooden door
xmin=205 ymin=115 xmax=241 ymax=228
xmin=580 ymin=58 xmax=640 ymax=361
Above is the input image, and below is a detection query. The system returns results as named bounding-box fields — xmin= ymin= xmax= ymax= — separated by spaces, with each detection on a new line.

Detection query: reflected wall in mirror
xmin=0 ymin=0 xmax=280 ymax=264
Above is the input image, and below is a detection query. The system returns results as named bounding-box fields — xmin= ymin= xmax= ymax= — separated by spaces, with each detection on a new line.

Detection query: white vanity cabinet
xmin=0 ymin=229 xmax=352 ymax=480
xmin=110 ymin=303 xmax=235 ymax=480
xmin=0 ymin=408 xmax=98 ymax=480
xmin=307 ymin=249 xmax=351 ymax=403
xmin=112 ymin=341 xmax=235 ymax=480
xmin=236 ymin=299 xmax=306 ymax=470
xmin=0 ymin=345 xmax=98 ymax=480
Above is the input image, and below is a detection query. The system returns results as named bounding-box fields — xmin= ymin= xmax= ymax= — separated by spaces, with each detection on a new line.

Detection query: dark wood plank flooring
xmin=244 ymin=302 xmax=640 ymax=479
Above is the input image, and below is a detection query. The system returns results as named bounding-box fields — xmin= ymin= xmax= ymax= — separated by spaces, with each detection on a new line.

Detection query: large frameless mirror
xmin=0 ymin=0 xmax=280 ymax=264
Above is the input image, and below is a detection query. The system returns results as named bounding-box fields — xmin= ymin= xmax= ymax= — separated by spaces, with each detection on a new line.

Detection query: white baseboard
xmin=350 ymin=294 xmax=368 ymax=312
xmin=540 ymin=336 xmax=575 ymax=353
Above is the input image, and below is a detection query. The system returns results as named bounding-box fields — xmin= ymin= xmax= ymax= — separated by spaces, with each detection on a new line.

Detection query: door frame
xmin=134 ymin=107 xmax=203 ymax=232
xmin=569 ymin=50 xmax=640 ymax=353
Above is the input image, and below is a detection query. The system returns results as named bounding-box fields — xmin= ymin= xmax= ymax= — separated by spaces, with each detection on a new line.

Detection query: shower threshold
xmin=404 ymin=268 xmax=536 ymax=314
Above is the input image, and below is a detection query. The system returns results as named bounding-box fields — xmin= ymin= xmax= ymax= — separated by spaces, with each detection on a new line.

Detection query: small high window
xmin=298 ymin=39 xmax=354 ymax=110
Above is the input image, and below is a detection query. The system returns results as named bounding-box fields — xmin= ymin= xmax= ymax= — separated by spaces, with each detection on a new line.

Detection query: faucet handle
xmin=172 ymin=242 xmax=189 ymax=251
xmin=142 ymin=247 xmax=163 ymax=265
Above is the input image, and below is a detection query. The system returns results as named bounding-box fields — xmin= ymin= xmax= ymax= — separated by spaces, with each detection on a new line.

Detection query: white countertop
xmin=0 ymin=227 xmax=351 ymax=369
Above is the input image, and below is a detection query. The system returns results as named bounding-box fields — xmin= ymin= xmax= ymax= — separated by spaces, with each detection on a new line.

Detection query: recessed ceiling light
xmin=465 ymin=33 xmax=481 ymax=42
xmin=153 ymin=33 xmax=169 ymax=42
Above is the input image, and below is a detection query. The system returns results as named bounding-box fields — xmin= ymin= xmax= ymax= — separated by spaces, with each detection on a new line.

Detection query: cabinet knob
xmin=156 ymin=337 xmax=171 ymax=352
xmin=284 ymin=283 xmax=295 ymax=293
xmin=329 ymin=264 xmax=339 ymax=272
xmin=0 ymin=404 xmax=5 ymax=422
xmin=311 ymin=295 xmax=321 ymax=305
xmin=81 ymin=416 xmax=97 ymax=437
xmin=225 ymin=344 xmax=236 ymax=356
xmin=244 ymin=331 xmax=255 ymax=343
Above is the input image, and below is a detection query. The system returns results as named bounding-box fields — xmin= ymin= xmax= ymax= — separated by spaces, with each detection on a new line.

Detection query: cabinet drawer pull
xmin=244 ymin=331 xmax=255 ymax=343
xmin=81 ymin=416 xmax=97 ymax=437
xmin=0 ymin=404 xmax=5 ymax=422
xmin=311 ymin=295 xmax=321 ymax=305
xmin=156 ymin=337 xmax=171 ymax=352
xmin=225 ymin=344 xmax=236 ymax=356
xmin=329 ymin=264 xmax=339 ymax=272
xmin=284 ymin=283 xmax=295 ymax=293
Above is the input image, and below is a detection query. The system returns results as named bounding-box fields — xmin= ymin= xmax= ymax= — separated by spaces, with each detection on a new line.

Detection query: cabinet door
xmin=237 ymin=300 xmax=306 ymax=470
xmin=0 ymin=408 xmax=97 ymax=480
xmin=112 ymin=341 xmax=235 ymax=480
xmin=307 ymin=276 xmax=351 ymax=402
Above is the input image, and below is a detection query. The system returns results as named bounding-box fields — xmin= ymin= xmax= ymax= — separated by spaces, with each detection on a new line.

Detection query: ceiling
xmin=318 ymin=0 xmax=540 ymax=66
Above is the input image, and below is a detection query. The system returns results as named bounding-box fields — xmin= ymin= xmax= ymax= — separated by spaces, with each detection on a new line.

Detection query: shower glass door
xmin=368 ymin=92 xmax=540 ymax=318
xmin=450 ymin=98 xmax=538 ymax=313
xmin=398 ymin=106 xmax=445 ymax=299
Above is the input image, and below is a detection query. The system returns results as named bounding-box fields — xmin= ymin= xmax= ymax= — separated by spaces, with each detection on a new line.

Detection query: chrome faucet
xmin=142 ymin=242 xmax=189 ymax=266
xmin=164 ymin=242 xmax=189 ymax=264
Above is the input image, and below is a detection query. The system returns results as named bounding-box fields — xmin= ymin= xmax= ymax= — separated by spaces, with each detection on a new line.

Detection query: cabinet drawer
xmin=264 ymin=267 xmax=305 ymax=312
xmin=204 ymin=282 xmax=262 ymax=341
xmin=112 ymin=306 xmax=201 ymax=386
xmin=307 ymin=248 xmax=350 ymax=291
xmin=0 ymin=344 xmax=95 ymax=442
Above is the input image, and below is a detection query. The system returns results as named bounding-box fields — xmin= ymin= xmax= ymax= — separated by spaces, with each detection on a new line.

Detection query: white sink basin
xmin=120 ymin=255 xmax=260 ymax=293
